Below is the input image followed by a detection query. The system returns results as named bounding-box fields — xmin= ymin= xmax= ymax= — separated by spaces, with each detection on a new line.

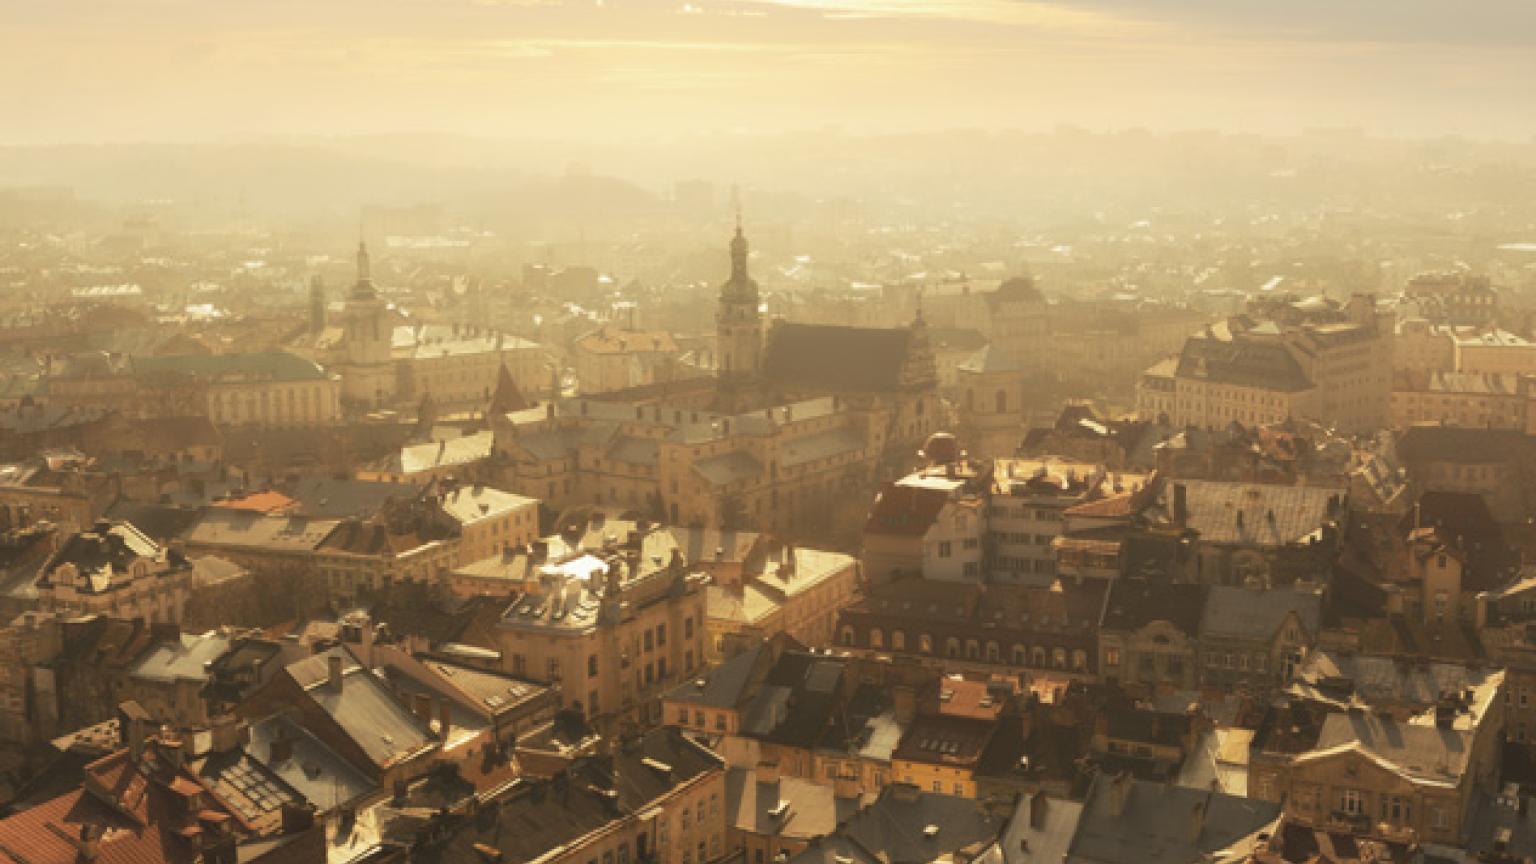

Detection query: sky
xmin=4 ymin=0 xmax=1535 ymax=144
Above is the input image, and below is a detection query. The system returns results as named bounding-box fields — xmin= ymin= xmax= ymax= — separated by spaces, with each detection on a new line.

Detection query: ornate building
xmin=716 ymin=220 xmax=764 ymax=388
xmin=337 ymin=242 xmax=397 ymax=409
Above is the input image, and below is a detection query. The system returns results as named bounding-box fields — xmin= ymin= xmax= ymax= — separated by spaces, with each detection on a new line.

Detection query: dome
xmin=920 ymin=431 xmax=960 ymax=465
xmin=996 ymin=276 xmax=1044 ymax=303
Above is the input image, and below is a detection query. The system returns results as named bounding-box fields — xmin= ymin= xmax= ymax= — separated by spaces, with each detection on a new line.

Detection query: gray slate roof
xmin=1198 ymin=585 xmax=1321 ymax=642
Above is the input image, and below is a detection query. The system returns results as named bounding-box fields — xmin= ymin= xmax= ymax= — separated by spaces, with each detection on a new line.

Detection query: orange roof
xmin=211 ymin=491 xmax=297 ymax=514
xmin=0 ymin=750 xmax=250 ymax=864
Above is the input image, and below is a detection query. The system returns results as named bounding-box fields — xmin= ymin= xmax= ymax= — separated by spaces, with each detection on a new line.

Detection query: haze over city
xmin=2 ymin=3 xmax=1536 ymax=864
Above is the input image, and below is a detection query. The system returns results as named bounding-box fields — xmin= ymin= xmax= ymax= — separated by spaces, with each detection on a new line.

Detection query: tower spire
xmin=350 ymin=240 xmax=377 ymax=301
xmin=357 ymin=240 xmax=371 ymax=282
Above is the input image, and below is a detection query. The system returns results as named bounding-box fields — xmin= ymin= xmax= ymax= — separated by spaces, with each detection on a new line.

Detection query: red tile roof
xmin=0 ymin=750 xmax=252 ymax=864
xmin=864 ymin=483 xmax=949 ymax=537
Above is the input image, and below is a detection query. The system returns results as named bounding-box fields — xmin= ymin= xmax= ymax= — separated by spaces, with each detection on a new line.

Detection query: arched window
xmin=985 ymin=641 xmax=1000 ymax=663
xmin=1053 ymin=648 xmax=1068 ymax=669
xmin=1031 ymin=646 xmax=1047 ymax=667
xmin=945 ymin=638 xmax=961 ymax=658
xmin=1072 ymin=649 xmax=1088 ymax=671
xmin=870 ymin=628 xmax=884 ymax=650
xmin=840 ymin=626 xmax=855 ymax=647
xmin=1012 ymin=644 xmax=1028 ymax=666
xmin=919 ymin=634 xmax=933 ymax=654
xmin=892 ymin=630 xmax=906 ymax=651
xmin=965 ymin=640 xmax=980 ymax=660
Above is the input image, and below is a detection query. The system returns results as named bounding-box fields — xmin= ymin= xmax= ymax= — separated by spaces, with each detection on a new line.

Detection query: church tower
xmin=716 ymin=219 xmax=762 ymax=384
xmin=339 ymin=241 xmax=397 ymax=408
xmin=309 ymin=275 xmax=326 ymax=334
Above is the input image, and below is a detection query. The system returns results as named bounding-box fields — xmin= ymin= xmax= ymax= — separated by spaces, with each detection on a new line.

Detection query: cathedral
xmin=482 ymin=224 xmax=941 ymax=532
xmin=710 ymin=222 xmax=940 ymax=450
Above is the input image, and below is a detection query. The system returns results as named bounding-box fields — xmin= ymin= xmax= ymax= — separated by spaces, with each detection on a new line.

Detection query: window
xmin=919 ymin=634 xmax=933 ymax=654
xmin=870 ymin=628 xmax=884 ymax=649
xmin=1431 ymin=806 xmax=1449 ymax=829
xmin=645 ymin=630 xmax=655 ymax=652
xmin=715 ymin=712 xmax=726 ymax=731
xmin=1105 ymin=647 xmax=1121 ymax=667
xmin=685 ymin=617 xmax=694 ymax=639
xmin=657 ymin=624 xmax=667 ymax=647
xmin=938 ymin=541 xmax=952 ymax=559
xmin=892 ymin=630 xmax=906 ymax=651
xmin=589 ymin=655 xmax=599 ymax=677
xmin=1340 ymin=789 xmax=1363 ymax=815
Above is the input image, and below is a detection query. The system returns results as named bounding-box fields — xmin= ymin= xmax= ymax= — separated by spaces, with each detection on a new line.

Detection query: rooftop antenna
xmin=731 ymin=184 xmax=742 ymax=234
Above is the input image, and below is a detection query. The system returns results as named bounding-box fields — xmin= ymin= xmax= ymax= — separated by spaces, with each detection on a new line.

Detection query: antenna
xmin=731 ymin=184 xmax=742 ymax=233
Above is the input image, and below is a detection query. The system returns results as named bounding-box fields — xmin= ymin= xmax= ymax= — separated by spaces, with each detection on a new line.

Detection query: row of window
xmin=843 ymin=627 xmax=1089 ymax=671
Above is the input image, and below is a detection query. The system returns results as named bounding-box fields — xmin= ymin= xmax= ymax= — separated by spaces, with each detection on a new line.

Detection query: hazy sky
xmin=5 ymin=0 xmax=1535 ymax=144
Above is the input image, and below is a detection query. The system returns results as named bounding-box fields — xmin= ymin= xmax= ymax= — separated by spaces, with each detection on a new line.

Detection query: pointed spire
xmin=489 ymin=363 xmax=531 ymax=415
xmin=350 ymin=240 xmax=378 ymax=301
xmin=723 ymin=192 xmax=756 ymax=302
xmin=309 ymin=275 xmax=326 ymax=333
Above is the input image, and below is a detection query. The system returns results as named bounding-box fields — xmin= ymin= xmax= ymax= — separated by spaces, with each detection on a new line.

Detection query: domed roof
xmin=996 ymin=276 xmax=1044 ymax=303
xmin=921 ymin=431 xmax=959 ymax=464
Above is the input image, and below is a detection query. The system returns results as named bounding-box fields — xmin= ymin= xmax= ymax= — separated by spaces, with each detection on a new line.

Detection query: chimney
xmin=280 ymin=803 xmax=317 ymax=835
xmin=755 ymin=760 xmax=781 ymax=784
xmin=413 ymin=692 xmax=435 ymax=728
xmin=76 ymin=824 xmax=102 ymax=862
xmin=438 ymin=696 xmax=453 ymax=741
xmin=268 ymin=723 xmax=293 ymax=763
xmin=833 ymin=772 xmax=861 ymax=800
xmin=117 ymin=701 xmax=150 ymax=764
xmin=359 ymin=616 xmax=376 ymax=667
xmin=1188 ymin=798 xmax=1208 ymax=843
xmin=328 ymin=654 xmax=345 ymax=691
xmin=893 ymin=685 xmax=917 ymax=726
xmin=1172 ymin=484 xmax=1188 ymax=528
xmin=1029 ymin=793 xmax=1049 ymax=829
xmin=1107 ymin=772 xmax=1132 ymax=818
xmin=159 ymin=731 xmax=186 ymax=771
xmin=209 ymin=712 xmax=246 ymax=754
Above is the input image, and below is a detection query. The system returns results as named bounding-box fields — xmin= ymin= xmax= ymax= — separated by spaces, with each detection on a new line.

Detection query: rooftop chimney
xmin=1172 ymin=483 xmax=1188 ymax=528
xmin=892 ymin=685 xmax=917 ymax=726
xmin=1029 ymin=793 xmax=1050 ymax=829
xmin=328 ymin=654 xmax=345 ymax=691
xmin=833 ymin=772 xmax=861 ymax=800
xmin=1107 ymin=772 xmax=1132 ymax=818
xmin=755 ymin=760 xmax=781 ymax=785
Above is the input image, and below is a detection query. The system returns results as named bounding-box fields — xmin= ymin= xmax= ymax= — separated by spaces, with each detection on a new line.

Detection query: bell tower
xmin=716 ymin=214 xmax=762 ymax=384
xmin=340 ymin=241 xmax=397 ymax=408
